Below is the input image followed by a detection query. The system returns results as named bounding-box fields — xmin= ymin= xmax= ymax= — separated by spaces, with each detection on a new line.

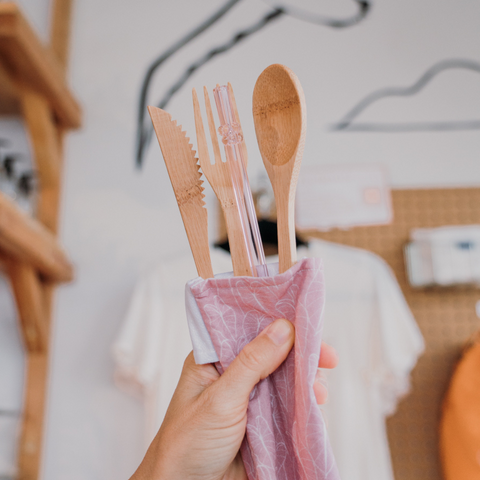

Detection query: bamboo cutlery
xmin=149 ymin=64 xmax=306 ymax=278
xmin=148 ymin=106 xmax=214 ymax=279
xmin=192 ymin=86 xmax=254 ymax=277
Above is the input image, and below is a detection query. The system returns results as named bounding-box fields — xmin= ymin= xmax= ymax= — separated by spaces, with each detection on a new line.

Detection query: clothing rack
xmin=0 ymin=2 xmax=80 ymax=479
xmin=303 ymin=187 xmax=480 ymax=480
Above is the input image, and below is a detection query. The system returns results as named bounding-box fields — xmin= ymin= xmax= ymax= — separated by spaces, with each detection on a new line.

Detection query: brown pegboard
xmin=301 ymin=188 xmax=480 ymax=480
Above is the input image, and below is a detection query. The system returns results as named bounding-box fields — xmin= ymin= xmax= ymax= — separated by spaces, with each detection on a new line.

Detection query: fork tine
xmin=203 ymin=86 xmax=223 ymax=165
xmin=227 ymin=82 xmax=241 ymax=126
xmin=227 ymin=82 xmax=249 ymax=169
xmin=192 ymin=88 xmax=211 ymax=171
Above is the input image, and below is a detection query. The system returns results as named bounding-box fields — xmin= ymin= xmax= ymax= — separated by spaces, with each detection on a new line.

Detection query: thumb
xmin=215 ymin=318 xmax=295 ymax=402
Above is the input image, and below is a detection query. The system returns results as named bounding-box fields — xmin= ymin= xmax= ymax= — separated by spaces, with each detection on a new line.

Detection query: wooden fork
xmin=193 ymin=86 xmax=253 ymax=277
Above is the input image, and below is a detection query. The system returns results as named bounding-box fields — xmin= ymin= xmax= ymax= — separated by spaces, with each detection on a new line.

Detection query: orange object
xmin=440 ymin=338 xmax=480 ymax=480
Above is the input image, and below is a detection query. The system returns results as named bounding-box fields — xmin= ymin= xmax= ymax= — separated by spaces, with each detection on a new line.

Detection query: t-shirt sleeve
xmin=371 ymin=257 xmax=425 ymax=416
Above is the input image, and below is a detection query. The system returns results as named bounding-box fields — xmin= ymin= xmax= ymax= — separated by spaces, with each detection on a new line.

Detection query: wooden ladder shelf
xmin=0 ymin=1 xmax=81 ymax=478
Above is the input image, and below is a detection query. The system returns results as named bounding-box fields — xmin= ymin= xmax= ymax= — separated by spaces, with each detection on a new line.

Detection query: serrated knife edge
xmin=148 ymin=106 xmax=214 ymax=279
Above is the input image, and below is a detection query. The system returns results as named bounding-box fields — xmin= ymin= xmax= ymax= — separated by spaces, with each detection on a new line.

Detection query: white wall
xmin=14 ymin=0 xmax=52 ymax=43
xmin=1 ymin=0 xmax=480 ymax=478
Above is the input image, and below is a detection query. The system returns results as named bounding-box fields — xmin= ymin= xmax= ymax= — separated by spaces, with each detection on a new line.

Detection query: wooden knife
xmin=148 ymin=106 xmax=214 ymax=279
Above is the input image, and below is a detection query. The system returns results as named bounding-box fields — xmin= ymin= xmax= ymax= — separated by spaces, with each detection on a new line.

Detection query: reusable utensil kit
xmin=150 ymin=64 xmax=303 ymax=279
xmin=149 ymin=64 xmax=340 ymax=480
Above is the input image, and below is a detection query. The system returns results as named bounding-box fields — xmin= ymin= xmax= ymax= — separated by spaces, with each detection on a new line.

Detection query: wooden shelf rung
xmin=0 ymin=59 xmax=19 ymax=114
xmin=0 ymin=2 xmax=81 ymax=128
xmin=17 ymin=352 xmax=49 ymax=479
xmin=0 ymin=192 xmax=73 ymax=282
xmin=7 ymin=260 xmax=47 ymax=353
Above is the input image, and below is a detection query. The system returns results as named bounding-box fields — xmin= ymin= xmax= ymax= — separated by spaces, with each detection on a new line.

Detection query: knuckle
xmin=181 ymin=352 xmax=195 ymax=373
xmin=198 ymin=385 xmax=227 ymax=416
xmin=198 ymin=387 xmax=216 ymax=409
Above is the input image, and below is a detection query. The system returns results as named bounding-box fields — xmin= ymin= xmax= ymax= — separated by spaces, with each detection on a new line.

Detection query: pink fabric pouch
xmin=186 ymin=257 xmax=340 ymax=480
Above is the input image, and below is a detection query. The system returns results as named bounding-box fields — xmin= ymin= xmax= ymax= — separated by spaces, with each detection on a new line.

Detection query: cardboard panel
xmin=302 ymin=188 xmax=480 ymax=480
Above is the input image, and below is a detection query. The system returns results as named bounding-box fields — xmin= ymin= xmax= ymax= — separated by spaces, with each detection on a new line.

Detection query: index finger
xmin=318 ymin=342 xmax=338 ymax=369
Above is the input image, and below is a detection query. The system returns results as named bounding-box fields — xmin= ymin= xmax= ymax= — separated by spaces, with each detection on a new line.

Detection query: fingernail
xmin=265 ymin=319 xmax=292 ymax=346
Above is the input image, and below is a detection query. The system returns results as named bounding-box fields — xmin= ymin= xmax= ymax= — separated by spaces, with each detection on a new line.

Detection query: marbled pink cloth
xmin=189 ymin=258 xmax=340 ymax=480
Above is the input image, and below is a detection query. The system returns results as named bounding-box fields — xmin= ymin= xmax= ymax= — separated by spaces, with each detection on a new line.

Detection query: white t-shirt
xmin=113 ymin=240 xmax=424 ymax=480
xmin=112 ymin=248 xmax=233 ymax=443
xmin=309 ymin=241 xmax=424 ymax=480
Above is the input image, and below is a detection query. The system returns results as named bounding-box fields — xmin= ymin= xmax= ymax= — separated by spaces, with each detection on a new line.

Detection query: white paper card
xmin=408 ymin=225 xmax=480 ymax=286
xmin=295 ymin=164 xmax=393 ymax=230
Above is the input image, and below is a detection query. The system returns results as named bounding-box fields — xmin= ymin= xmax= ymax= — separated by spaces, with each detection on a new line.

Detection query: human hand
xmin=130 ymin=318 xmax=338 ymax=480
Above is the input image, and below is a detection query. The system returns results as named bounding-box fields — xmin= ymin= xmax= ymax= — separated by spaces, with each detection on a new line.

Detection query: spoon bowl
xmin=253 ymin=65 xmax=304 ymax=166
xmin=253 ymin=64 xmax=306 ymax=272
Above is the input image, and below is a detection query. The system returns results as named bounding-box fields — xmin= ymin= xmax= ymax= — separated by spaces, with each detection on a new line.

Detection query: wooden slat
xmin=50 ymin=0 xmax=73 ymax=74
xmin=21 ymin=87 xmax=60 ymax=190
xmin=0 ymin=58 xmax=19 ymax=114
xmin=0 ymin=2 xmax=81 ymax=128
xmin=0 ymin=250 xmax=7 ymax=272
xmin=20 ymin=86 xmax=62 ymax=231
xmin=17 ymin=353 xmax=49 ymax=480
xmin=0 ymin=191 xmax=73 ymax=282
xmin=7 ymin=260 xmax=47 ymax=353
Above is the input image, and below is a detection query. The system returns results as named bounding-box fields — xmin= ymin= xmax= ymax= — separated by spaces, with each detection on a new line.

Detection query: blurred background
xmin=1 ymin=0 xmax=479 ymax=479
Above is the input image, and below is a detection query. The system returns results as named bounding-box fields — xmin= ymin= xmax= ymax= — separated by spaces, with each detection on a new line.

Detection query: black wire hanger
xmin=331 ymin=58 xmax=480 ymax=133
xmin=135 ymin=0 xmax=372 ymax=168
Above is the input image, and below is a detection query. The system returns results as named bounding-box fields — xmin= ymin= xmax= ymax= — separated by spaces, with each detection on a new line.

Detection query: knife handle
xmin=180 ymin=203 xmax=214 ymax=279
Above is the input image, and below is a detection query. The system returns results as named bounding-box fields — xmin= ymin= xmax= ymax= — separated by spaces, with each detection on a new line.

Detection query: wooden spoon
xmin=252 ymin=64 xmax=306 ymax=273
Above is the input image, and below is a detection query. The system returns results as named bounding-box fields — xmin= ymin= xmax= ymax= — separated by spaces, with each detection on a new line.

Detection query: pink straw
xmin=213 ymin=85 xmax=268 ymax=277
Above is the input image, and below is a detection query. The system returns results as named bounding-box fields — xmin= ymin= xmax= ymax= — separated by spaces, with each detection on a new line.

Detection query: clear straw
xmin=213 ymin=85 xmax=268 ymax=277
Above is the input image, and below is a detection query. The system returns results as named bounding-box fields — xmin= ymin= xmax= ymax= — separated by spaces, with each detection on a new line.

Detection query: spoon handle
xmin=274 ymin=182 xmax=297 ymax=273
